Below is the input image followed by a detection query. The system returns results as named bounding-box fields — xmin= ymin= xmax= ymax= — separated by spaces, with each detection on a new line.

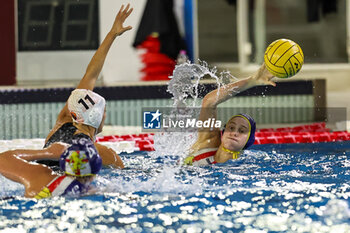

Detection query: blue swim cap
xmin=223 ymin=113 xmax=256 ymax=150
xmin=59 ymin=138 xmax=102 ymax=177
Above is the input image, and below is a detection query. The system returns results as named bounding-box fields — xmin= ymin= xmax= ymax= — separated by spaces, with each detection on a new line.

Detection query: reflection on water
xmin=1 ymin=142 xmax=350 ymax=232
xmin=1 ymin=62 xmax=350 ymax=232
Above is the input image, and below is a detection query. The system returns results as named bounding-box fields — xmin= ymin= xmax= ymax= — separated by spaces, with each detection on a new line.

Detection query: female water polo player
xmin=0 ymin=139 xmax=102 ymax=198
xmin=40 ymin=4 xmax=134 ymax=169
xmin=184 ymin=64 xmax=276 ymax=166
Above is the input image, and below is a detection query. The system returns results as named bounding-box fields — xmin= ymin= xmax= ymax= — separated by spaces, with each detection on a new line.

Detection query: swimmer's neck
xmin=215 ymin=145 xmax=240 ymax=163
xmin=221 ymin=145 xmax=239 ymax=155
xmin=73 ymin=122 xmax=96 ymax=140
xmin=67 ymin=175 xmax=94 ymax=184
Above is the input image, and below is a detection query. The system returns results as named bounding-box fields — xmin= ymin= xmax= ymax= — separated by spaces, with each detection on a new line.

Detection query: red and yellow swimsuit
xmin=34 ymin=175 xmax=87 ymax=199
xmin=184 ymin=148 xmax=240 ymax=166
xmin=183 ymin=148 xmax=218 ymax=166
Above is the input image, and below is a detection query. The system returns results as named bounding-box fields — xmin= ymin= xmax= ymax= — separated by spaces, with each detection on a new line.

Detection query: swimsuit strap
xmin=34 ymin=175 xmax=80 ymax=199
xmin=184 ymin=148 xmax=219 ymax=166
xmin=35 ymin=175 xmax=66 ymax=199
xmin=221 ymin=146 xmax=240 ymax=159
xmin=43 ymin=122 xmax=78 ymax=148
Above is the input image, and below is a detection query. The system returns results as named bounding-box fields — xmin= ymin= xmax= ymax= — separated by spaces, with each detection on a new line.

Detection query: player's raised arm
xmin=199 ymin=64 xmax=275 ymax=122
xmin=77 ymin=4 xmax=133 ymax=90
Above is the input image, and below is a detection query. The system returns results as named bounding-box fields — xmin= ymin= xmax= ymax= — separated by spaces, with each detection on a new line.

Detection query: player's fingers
xmin=123 ymin=4 xmax=130 ymax=13
xmin=268 ymin=80 xmax=276 ymax=87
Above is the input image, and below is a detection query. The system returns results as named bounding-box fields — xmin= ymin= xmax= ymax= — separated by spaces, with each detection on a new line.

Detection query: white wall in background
xmin=99 ymin=0 xmax=147 ymax=84
xmin=17 ymin=1 xmax=147 ymax=84
xmin=17 ymin=51 xmax=94 ymax=84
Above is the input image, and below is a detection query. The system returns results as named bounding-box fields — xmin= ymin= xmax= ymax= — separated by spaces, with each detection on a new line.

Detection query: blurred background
xmin=4 ymin=1 xmax=348 ymax=89
xmin=0 ymin=0 xmax=350 ymax=138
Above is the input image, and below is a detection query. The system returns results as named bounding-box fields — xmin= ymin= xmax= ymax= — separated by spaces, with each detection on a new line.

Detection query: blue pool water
xmin=1 ymin=141 xmax=350 ymax=232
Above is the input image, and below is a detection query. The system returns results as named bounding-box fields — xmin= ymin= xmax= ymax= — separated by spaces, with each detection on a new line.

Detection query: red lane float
xmin=96 ymin=134 xmax=155 ymax=151
xmin=255 ymin=122 xmax=350 ymax=144
xmin=96 ymin=123 xmax=350 ymax=151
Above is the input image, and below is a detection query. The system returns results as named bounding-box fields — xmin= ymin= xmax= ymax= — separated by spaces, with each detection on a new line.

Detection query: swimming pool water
xmin=1 ymin=141 xmax=350 ymax=232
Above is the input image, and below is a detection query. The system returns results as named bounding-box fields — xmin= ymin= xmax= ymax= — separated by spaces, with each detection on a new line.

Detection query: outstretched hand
xmin=110 ymin=4 xmax=133 ymax=37
xmin=250 ymin=63 xmax=276 ymax=87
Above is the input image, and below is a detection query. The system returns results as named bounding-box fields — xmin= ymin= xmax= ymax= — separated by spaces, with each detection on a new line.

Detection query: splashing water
xmin=167 ymin=61 xmax=237 ymax=107
xmin=2 ymin=142 xmax=350 ymax=233
xmin=146 ymin=61 xmax=240 ymax=197
xmin=2 ymin=61 xmax=350 ymax=232
xmin=153 ymin=61 xmax=238 ymax=158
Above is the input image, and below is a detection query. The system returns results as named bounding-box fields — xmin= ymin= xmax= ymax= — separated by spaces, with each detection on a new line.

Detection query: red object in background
xmin=96 ymin=123 xmax=350 ymax=151
xmin=0 ymin=1 xmax=16 ymax=85
xmin=138 ymin=36 xmax=161 ymax=52
xmin=137 ymin=36 xmax=175 ymax=81
xmin=140 ymin=66 xmax=175 ymax=75
xmin=253 ymin=122 xmax=350 ymax=145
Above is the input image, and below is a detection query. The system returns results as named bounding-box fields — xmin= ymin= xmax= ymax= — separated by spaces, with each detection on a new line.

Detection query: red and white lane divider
xmin=96 ymin=133 xmax=155 ymax=152
xmin=96 ymin=123 xmax=350 ymax=152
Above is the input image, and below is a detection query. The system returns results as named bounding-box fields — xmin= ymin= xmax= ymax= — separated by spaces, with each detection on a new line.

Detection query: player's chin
xmin=224 ymin=142 xmax=241 ymax=152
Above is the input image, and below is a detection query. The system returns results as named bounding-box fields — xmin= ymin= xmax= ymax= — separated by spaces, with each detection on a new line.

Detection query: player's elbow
xmin=111 ymin=150 xmax=124 ymax=169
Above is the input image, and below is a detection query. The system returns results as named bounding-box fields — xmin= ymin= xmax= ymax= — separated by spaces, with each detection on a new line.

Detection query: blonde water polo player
xmin=184 ymin=64 xmax=276 ymax=166
xmin=39 ymin=4 xmax=134 ymax=169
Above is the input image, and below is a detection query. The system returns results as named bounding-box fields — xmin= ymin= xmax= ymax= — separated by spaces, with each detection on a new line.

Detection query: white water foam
xmin=96 ymin=166 xmax=204 ymax=196
xmin=140 ymin=61 xmax=239 ymax=195
xmin=0 ymin=176 xmax=24 ymax=197
xmin=167 ymin=61 xmax=237 ymax=107
xmin=155 ymin=61 xmax=238 ymax=158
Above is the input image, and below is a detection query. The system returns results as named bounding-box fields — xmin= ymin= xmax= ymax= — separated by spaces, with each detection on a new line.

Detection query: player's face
xmin=221 ymin=117 xmax=250 ymax=151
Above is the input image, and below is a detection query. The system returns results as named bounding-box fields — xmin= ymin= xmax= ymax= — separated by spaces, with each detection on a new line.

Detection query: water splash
xmin=153 ymin=61 xmax=238 ymax=158
xmin=145 ymin=61 xmax=239 ymax=197
xmin=1 ymin=140 xmax=350 ymax=232
xmin=322 ymin=199 xmax=350 ymax=224
xmin=167 ymin=60 xmax=237 ymax=107
xmin=0 ymin=176 xmax=24 ymax=198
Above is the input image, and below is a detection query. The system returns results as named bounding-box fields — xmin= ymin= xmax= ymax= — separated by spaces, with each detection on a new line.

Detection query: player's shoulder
xmin=191 ymin=130 xmax=221 ymax=153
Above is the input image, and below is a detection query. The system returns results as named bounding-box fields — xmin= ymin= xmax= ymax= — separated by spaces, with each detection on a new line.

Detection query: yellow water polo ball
xmin=264 ymin=39 xmax=304 ymax=78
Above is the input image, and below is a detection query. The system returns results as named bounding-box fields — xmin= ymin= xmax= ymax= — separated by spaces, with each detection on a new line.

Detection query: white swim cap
xmin=68 ymin=89 xmax=106 ymax=129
